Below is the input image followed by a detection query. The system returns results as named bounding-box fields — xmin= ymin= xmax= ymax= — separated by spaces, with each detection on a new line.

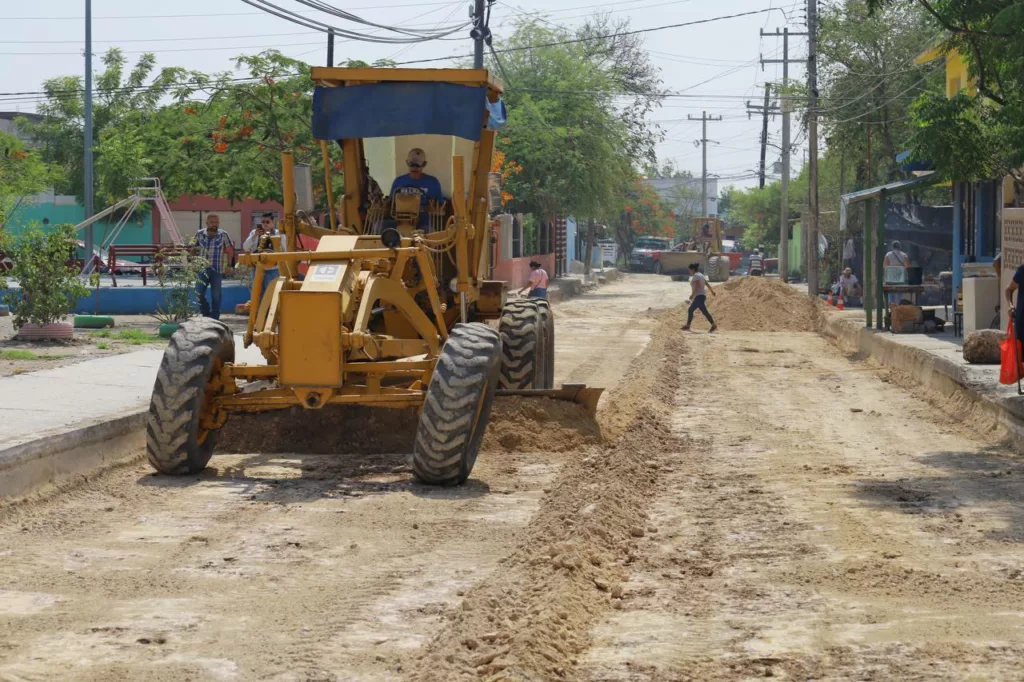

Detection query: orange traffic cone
xmin=837 ymin=295 xmax=845 ymax=311
xmin=826 ymin=290 xmax=833 ymax=306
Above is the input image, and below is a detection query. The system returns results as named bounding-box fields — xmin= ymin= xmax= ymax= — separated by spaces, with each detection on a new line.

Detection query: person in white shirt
xmin=748 ymin=248 xmax=764 ymax=276
xmin=883 ymin=240 xmax=910 ymax=304
xmin=243 ymin=212 xmax=280 ymax=297
xmin=681 ymin=262 xmax=717 ymax=332
xmin=839 ymin=267 xmax=860 ymax=297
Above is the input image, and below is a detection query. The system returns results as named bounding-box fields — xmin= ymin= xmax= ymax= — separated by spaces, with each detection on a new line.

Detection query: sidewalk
xmin=0 ymin=336 xmax=263 ymax=497
xmin=823 ymin=309 xmax=1024 ymax=448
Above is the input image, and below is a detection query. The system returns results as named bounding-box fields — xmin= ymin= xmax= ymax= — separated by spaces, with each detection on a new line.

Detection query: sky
xmin=0 ymin=0 xmax=812 ymax=192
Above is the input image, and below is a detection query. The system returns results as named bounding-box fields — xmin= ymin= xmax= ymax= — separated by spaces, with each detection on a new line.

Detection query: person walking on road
xmin=518 ymin=260 xmax=549 ymax=299
xmin=193 ymin=213 xmax=234 ymax=320
xmin=682 ymin=262 xmax=717 ymax=332
xmin=1005 ymin=260 xmax=1024 ymax=346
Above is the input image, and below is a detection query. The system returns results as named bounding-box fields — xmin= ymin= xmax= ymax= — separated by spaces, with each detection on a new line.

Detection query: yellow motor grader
xmin=145 ymin=67 xmax=600 ymax=485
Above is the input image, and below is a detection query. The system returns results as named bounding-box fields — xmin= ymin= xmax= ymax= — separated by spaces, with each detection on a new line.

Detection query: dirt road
xmin=3 ymin=274 xmax=1022 ymax=681
xmin=0 ymin=274 xmax=685 ymax=682
xmin=580 ymin=327 xmax=1024 ymax=680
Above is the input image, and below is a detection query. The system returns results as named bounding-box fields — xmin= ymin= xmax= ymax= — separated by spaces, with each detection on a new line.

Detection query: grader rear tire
xmin=146 ymin=318 xmax=234 ymax=475
xmin=536 ymin=300 xmax=555 ymax=389
xmin=499 ymin=299 xmax=545 ymax=389
xmin=707 ymin=255 xmax=728 ymax=282
xmin=413 ymin=323 xmax=501 ymax=486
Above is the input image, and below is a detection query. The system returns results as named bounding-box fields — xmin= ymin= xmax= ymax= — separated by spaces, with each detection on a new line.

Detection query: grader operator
xmin=144 ymin=67 xmax=600 ymax=486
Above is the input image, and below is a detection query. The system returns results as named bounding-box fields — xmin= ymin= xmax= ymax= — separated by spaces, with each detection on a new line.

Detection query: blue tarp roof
xmin=312 ymin=82 xmax=506 ymax=141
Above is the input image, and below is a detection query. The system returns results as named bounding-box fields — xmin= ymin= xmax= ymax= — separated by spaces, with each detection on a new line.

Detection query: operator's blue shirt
xmin=390 ymin=173 xmax=444 ymax=213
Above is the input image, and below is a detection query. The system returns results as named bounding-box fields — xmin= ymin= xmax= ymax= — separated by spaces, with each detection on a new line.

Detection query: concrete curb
xmin=0 ymin=408 xmax=147 ymax=498
xmin=822 ymin=314 xmax=1024 ymax=452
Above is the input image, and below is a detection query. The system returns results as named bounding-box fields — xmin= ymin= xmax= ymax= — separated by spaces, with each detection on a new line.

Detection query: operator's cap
xmin=406 ymin=148 xmax=427 ymax=167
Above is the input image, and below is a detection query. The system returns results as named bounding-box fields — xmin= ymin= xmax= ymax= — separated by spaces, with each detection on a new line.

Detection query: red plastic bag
xmin=1000 ymin=320 xmax=1023 ymax=385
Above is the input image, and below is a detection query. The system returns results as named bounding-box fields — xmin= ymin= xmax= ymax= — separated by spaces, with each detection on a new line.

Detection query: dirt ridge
xmin=404 ymin=309 xmax=687 ymax=681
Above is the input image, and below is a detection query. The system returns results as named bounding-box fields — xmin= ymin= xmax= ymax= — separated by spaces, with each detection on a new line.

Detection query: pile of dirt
xmin=706 ymin=276 xmax=827 ymax=332
xmin=482 ymin=397 xmax=602 ymax=452
xmin=404 ymin=298 xmax=686 ymax=681
xmin=963 ymin=329 xmax=1003 ymax=364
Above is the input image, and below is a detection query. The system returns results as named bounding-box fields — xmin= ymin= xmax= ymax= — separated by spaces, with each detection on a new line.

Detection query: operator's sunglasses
xmin=407 ymin=163 xmax=423 ymax=169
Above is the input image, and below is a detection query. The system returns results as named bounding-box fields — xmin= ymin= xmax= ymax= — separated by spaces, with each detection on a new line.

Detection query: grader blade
xmin=495 ymin=383 xmax=604 ymax=418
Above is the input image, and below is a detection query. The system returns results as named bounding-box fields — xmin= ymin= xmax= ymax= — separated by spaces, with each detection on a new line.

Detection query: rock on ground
xmin=963 ymin=329 xmax=1003 ymax=364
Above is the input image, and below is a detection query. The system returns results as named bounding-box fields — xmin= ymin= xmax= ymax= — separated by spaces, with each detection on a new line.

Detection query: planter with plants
xmin=0 ymin=223 xmax=89 ymax=341
xmin=152 ymin=251 xmax=209 ymax=337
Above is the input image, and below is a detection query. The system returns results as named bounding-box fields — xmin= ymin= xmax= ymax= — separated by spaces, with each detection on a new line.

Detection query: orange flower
xmin=214 ymin=142 xmax=228 ymax=153
xmin=184 ymin=106 xmax=196 ymax=115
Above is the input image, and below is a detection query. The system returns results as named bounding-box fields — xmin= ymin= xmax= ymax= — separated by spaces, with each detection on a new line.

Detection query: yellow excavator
xmin=145 ymin=67 xmax=601 ymax=485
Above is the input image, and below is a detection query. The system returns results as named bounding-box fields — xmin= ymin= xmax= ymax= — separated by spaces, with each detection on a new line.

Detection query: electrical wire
xmin=237 ymin=0 xmax=469 ymax=44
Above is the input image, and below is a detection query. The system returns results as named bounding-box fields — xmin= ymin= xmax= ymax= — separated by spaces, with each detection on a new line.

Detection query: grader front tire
xmin=499 ymin=299 xmax=545 ymax=390
xmin=146 ymin=318 xmax=234 ymax=476
xmin=412 ymin=323 xmax=501 ymax=486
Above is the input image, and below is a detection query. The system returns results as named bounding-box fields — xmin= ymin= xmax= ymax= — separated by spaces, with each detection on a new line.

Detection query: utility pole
xmin=746 ymin=84 xmax=776 ymax=189
xmin=806 ymin=0 xmax=820 ymax=298
xmin=84 ymin=0 xmax=94 ymax=264
xmin=688 ymin=111 xmax=722 ymax=216
xmin=761 ymin=26 xmax=807 ymax=283
xmin=327 ymin=29 xmax=335 ymax=67
xmin=472 ymin=0 xmax=486 ymax=69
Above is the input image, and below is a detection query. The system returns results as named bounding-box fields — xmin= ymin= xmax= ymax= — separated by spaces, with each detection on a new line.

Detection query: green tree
xmin=0 ymin=131 xmax=62 ymax=227
xmin=20 ymin=49 xmax=186 ymax=207
xmin=866 ymin=0 xmax=1024 ymax=184
xmin=819 ymin=0 xmax=938 ymax=187
xmin=492 ymin=17 xmax=662 ymax=228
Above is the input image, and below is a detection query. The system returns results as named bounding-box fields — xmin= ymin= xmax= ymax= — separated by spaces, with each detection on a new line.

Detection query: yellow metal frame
xmin=212 ymin=68 xmax=508 ymax=415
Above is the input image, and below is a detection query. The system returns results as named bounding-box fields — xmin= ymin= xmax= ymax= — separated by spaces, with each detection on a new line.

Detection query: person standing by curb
xmin=682 ymin=262 xmax=717 ymax=332
xmin=193 ymin=213 xmax=234 ymax=320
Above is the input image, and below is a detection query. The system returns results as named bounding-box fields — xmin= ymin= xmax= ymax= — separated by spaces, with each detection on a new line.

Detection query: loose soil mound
xmin=963 ymin=329 xmax=1002 ymax=364
xmin=482 ymin=397 xmax=602 ymax=452
xmin=404 ymin=298 xmax=686 ymax=681
xmin=707 ymin=276 xmax=827 ymax=332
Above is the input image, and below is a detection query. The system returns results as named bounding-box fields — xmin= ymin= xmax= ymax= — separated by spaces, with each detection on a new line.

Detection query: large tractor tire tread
xmin=499 ymin=299 xmax=544 ymax=390
xmin=146 ymin=318 xmax=234 ymax=476
xmin=413 ymin=323 xmax=501 ymax=486
xmin=535 ymin=299 xmax=555 ymax=389
xmin=707 ymin=255 xmax=727 ymax=283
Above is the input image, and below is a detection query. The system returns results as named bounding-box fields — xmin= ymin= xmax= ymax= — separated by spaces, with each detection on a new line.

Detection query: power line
xmin=387 ymin=7 xmax=796 ymax=66
xmin=0 ymin=2 xmax=461 ymax=20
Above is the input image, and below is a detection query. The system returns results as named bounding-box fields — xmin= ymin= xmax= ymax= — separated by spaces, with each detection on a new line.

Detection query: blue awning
xmin=312 ymin=82 xmax=506 ymax=141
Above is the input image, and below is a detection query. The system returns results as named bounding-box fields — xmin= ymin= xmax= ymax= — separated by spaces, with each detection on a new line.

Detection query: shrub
xmin=151 ymin=251 xmax=209 ymax=324
xmin=0 ymin=223 xmax=88 ymax=329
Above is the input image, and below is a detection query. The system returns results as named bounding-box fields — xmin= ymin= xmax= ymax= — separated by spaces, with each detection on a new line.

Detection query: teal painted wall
xmin=6 ymin=200 xmax=153 ymax=246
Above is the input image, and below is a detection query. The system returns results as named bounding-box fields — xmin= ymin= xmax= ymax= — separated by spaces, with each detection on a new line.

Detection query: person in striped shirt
xmin=193 ymin=214 xmax=235 ymax=320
